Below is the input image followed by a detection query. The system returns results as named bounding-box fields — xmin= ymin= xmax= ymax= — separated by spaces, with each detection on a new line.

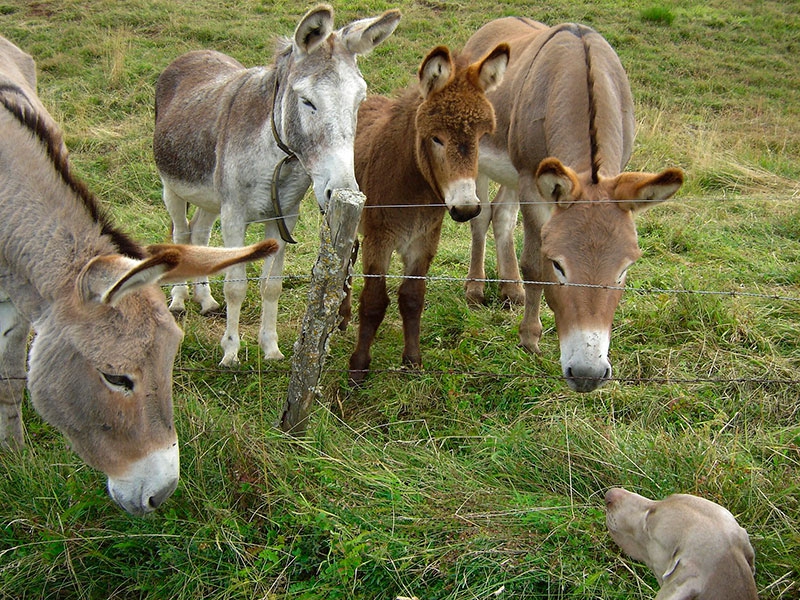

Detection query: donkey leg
xmin=398 ymin=230 xmax=439 ymax=368
xmin=0 ymin=295 xmax=27 ymax=448
xmin=465 ymin=173 xmax=491 ymax=306
xmin=258 ymin=240 xmax=286 ymax=361
xmin=397 ymin=273 xmax=428 ymax=368
xmin=219 ymin=213 xmax=248 ymax=367
xmin=349 ymin=240 xmax=392 ymax=385
xmin=492 ymin=186 xmax=524 ymax=306
xmin=162 ymin=184 xmax=191 ymax=313
xmin=518 ymin=180 xmax=549 ymax=354
xmin=189 ymin=208 xmax=222 ymax=314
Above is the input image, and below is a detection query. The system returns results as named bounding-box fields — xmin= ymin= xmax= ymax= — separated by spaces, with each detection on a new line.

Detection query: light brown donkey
xmin=462 ymin=18 xmax=683 ymax=392
xmin=341 ymin=44 xmax=510 ymax=385
xmin=0 ymin=35 xmax=275 ymax=515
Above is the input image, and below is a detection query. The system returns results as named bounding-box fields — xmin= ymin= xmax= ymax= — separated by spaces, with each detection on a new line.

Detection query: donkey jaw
xmin=444 ymin=178 xmax=482 ymax=222
xmin=107 ymin=442 xmax=179 ymax=516
xmin=559 ymin=328 xmax=613 ymax=393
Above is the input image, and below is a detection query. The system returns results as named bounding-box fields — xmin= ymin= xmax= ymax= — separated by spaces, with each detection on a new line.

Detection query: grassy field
xmin=1 ymin=0 xmax=799 ymax=598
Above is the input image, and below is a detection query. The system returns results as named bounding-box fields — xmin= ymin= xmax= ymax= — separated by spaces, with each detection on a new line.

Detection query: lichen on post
xmin=279 ymin=188 xmax=366 ymax=434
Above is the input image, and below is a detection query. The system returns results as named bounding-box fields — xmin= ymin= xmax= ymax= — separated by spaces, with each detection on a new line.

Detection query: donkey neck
xmin=0 ymin=111 xmax=129 ymax=322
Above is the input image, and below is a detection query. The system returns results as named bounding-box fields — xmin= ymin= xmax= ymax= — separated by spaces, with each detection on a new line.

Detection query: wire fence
xmin=164 ymin=192 xmax=800 ymax=389
xmin=167 ymin=266 xmax=800 ymax=390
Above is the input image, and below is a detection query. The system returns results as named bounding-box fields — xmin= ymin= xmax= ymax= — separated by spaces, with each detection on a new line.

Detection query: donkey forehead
xmin=418 ymin=83 xmax=495 ymax=135
xmin=63 ymin=291 xmax=182 ymax=369
xmin=288 ymin=43 xmax=365 ymax=95
xmin=542 ymin=203 xmax=641 ymax=263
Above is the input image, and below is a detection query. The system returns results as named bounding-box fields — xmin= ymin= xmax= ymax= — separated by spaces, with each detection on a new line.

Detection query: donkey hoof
xmin=199 ymin=303 xmax=223 ymax=316
xmin=262 ymin=348 xmax=285 ymax=361
xmin=219 ymin=354 xmax=240 ymax=367
xmin=401 ymin=355 xmax=422 ymax=370
xmin=500 ymin=286 xmax=525 ymax=308
xmin=348 ymin=369 xmax=368 ymax=387
xmin=465 ymin=286 xmax=486 ymax=307
xmin=518 ymin=341 xmax=542 ymax=356
xmin=168 ymin=301 xmax=187 ymax=315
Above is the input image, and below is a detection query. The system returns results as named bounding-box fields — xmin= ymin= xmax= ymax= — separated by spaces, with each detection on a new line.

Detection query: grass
xmin=1 ymin=0 xmax=799 ymax=598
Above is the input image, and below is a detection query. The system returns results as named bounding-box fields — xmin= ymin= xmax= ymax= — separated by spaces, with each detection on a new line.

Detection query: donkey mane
xmin=579 ymin=28 xmax=602 ymax=185
xmin=521 ymin=23 xmax=603 ymax=183
xmin=0 ymin=84 xmax=145 ymax=259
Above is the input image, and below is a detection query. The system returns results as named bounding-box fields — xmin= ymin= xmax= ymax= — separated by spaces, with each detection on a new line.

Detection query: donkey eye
xmin=101 ymin=372 xmax=134 ymax=393
xmin=301 ymin=98 xmax=317 ymax=111
xmin=552 ymin=260 xmax=567 ymax=282
xmin=431 ymin=136 xmax=444 ymax=147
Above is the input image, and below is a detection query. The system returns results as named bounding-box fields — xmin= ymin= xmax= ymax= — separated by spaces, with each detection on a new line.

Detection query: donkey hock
xmin=341 ymin=44 xmax=510 ymax=385
xmin=462 ymin=18 xmax=683 ymax=392
xmin=154 ymin=5 xmax=401 ymax=366
xmin=0 ymin=34 xmax=276 ymax=515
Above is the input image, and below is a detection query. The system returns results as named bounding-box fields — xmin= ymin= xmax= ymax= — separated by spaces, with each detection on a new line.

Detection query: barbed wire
xmin=170 ymin=365 xmax=800 ymax=389
xmin=162 ymin=273 xmax=800 ymax=303
xmin=158 ymin=192 xmax=799 ymax=237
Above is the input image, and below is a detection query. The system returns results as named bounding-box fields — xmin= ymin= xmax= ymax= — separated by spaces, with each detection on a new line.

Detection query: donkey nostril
xmin=603 ymin=367 xmax=611 ymax=380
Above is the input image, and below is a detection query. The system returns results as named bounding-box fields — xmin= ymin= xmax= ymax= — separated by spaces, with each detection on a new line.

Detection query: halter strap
xmin=270 ymin=77 xmax=298 ymax=244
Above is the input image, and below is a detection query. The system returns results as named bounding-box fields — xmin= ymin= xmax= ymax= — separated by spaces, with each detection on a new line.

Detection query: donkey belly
xmin=161 ymin=175 xmax=221 ymax=214
xmin=478 ymin=140 xmax=519 ymax=188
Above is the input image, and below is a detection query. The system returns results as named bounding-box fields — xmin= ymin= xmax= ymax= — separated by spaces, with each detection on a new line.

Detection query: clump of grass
xmin=640 ymin=5 xmax=675 ymax=26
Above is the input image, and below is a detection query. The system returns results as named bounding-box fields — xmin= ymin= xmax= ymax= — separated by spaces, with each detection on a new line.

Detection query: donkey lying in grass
xmin=462 ymin=17 xmax=684 ymax=392
xmin=0 ymin=34 xmax=275 ymax=515
xmin=154 ymin=5 xmax=400 ymax=366
xmin=340 ymin=43 xmax=510 ymax=385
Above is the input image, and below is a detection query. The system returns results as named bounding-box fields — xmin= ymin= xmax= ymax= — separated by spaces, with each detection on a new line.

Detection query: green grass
xmin=1 ymin=0 xmax=799 ymax=598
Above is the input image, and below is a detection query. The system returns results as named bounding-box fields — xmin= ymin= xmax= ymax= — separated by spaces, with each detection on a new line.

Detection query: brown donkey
xmin=341 ymin=44 xmax=510 ymax=385
xmin=462 ymin=18 xmax=683 ymax=392
xmin=0 ymin=35 xmax=275 ymax=515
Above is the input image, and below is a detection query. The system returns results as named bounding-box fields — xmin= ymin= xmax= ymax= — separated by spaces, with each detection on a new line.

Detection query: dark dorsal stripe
xmin=528 ymin=23 xmax=602 ymax=183
xmin=577 ymin=27 xmax=603 ymax=184
xmin=0 ymin=84 xmax=145 ymax=259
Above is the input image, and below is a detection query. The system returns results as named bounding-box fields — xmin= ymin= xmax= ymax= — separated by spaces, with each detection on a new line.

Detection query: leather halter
xmin=270 ymin=76 xmax=299 ymax=244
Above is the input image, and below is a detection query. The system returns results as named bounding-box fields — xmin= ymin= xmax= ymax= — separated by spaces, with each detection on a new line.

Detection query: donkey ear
xmin=419 ymin=46 xmax=454 ymax=98
xmin=613 ymin=168 xmax=684 ymax=213
xmin=472 ymin=43 xmax=510 ymax=93
xmin=78 ymin=254 xmax=176 ymax=307
xmin=144 ymin=239 xmax=279 ymax=284
xmin=536 ymin=157 xmax=582 ymax=206
xmin=79 ymin=240 xmax=279 ymax=307
xmin=294 ymin=4 xmax=335 ymax=56
xmin=338 ymin=9 xmax=401 ymax=55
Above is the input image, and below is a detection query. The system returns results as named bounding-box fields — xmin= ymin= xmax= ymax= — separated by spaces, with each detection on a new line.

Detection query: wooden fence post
xmin=279 ymin=188 xmax=365 ymax=435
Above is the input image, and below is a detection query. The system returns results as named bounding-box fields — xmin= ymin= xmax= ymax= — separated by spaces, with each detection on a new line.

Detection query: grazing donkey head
xmin=536 ymin=158 xmax=684 ymax=392
xmin=153 ymin=5 xmax=401 ymax=366
xmin=0 ymin=33 xmax=277 ymax=515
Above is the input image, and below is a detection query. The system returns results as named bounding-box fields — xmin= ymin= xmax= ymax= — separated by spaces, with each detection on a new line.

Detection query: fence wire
xmin=167 ymin=267 xmax=800 ymax=389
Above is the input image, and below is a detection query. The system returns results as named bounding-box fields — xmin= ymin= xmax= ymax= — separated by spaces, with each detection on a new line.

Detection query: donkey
xmin=461 ymin=18 xmax=684 ymax=392
xmin=0 ymin=34 xmax=276 ymax=515
xmin=153 ymin=5 xmax=401 ymax=366
xmin=340 ymin=43 xmax=510 ymax=385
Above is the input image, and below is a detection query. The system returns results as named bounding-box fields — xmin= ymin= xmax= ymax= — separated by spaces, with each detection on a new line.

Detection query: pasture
xmin=1 ymin=0 xmax=798 ymax=598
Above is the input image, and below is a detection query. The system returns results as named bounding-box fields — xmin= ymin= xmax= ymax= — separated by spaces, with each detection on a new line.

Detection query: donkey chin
xmin=559 ymin=329 xmax=613 ymax=393
xmin=444 ymin=179 xmax=482 ymax=222
xmin=107 ymin=442 xmax=180 ymax=516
